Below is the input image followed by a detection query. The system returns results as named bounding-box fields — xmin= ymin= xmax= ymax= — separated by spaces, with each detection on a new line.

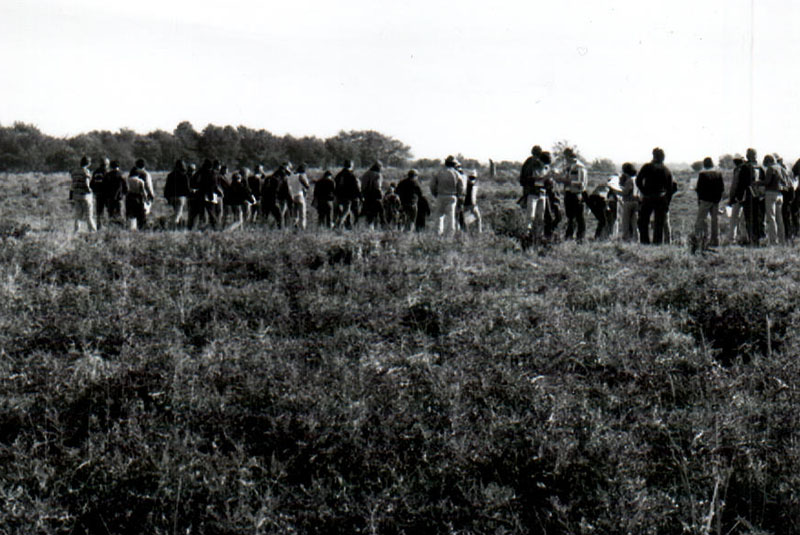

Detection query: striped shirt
xmin=71 ymin=167 xmax=92 ymax=195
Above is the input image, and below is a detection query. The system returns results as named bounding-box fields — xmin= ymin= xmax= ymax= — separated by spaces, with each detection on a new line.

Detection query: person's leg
xmin=764 ymin=191 xmax=778 ymax=245
xmin=564 ymin=192 xmax=577 ymax=240
xmin=638 ymin=198 xmax=653 ymax=244
xmin=709 ymin=202 xmax=719 ymax=246
xmin=652 ymin=198 xmax=668 ymax=245
xmin=775 ymin=195 xmax=785 ymax=244
xmin=694 ymin=201 xmax=708 ymax=243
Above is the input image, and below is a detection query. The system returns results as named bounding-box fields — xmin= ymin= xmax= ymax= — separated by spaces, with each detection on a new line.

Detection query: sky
xmin=2 ymin=0 xmax=799 ymax=165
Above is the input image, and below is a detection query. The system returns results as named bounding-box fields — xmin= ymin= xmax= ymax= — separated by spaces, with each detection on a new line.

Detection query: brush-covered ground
xmin=1 ymin=171 xmax=799 ymax=534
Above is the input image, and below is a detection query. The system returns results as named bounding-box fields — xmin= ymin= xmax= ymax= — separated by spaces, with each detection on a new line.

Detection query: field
xmin=1 ymin=170 xmax=799 ymax=534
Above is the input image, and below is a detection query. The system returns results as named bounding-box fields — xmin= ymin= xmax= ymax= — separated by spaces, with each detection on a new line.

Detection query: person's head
xmin=282 ymin=161 xmax=293 ymax=173
xmin=445 ymin=155 xmax=460 ymax=168
xmin=531 ymin=145 xmax=542 ymax=157
xmin=563 ymin=147 xmax=577 ymax=164
xmin=746 ymin=148 xmax=757 ymax=162
xmin=389 ymin=182 xmax=396 ymax=191
xmin=188 ymin=162 xmax=197 ymax=173
xmin=652 ymin=147 xmax=665 ymax=163
xmin=539 ymin=151 xmax=552 ymax=165
xmin=371 ymin=160 xmax=382 ymax=172
xmin=323 ymin=170 xmax=332 ymax=178
xmin=733 ymin=155 xmax=744 ymax=167
xmin=174 ymin=159 xmax=185 ymax=172
xmin=101 ymin=157 xmax=110 ymax=169
xmin=468 ymin=169 xmax=478 ymax=180
xmin=703 ymin=157 xmax=714 ymax=169
xmin=80 ymin=155 xmax=91 ymax=168
xmin=232 ymin=171 xmax=242 ymax=182
xmin=343 ymin=159 xmax=353 ymax=170
xmin=297 ymin=163 xmax=307 ymax=173
xmin=622 ymin=162 xmax=637 ymax=176
xmin=109 ymin=160 xmax=120 ymax=170
xmin=201 ymin=159 xmax=212 ymax=171
xmin=135 ymin=158 xmax=145 ymax=169
xmin=257 ymin=164 xmax=265 ymax=174
xmin=407 ymin=169 xmax=419 ymax=179
xmin=763 ymin=154 xmax=775 ymax=167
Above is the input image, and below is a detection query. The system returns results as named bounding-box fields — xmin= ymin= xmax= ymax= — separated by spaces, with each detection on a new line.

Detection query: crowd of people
xmin=69 ymin=146 xmax=800 ymax=248
xmin=69 ymin=155 xmax=482 ymax=234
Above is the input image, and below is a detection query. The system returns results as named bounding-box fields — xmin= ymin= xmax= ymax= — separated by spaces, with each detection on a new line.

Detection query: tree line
xmin=0 ymin=121 xmax=426 ymax=173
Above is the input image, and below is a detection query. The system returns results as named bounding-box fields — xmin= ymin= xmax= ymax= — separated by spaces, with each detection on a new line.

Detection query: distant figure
xmin=396 ymin=169 xmax=425 ymax=231
xmin=126 ymin=169 xmax=150 ymax=231
xmin=313 ymin=170 xmax=336 ymax=228
xmin=726 ymin=156 xmax=746 ymax=244
xmin=248 ymin=165 xmax=265 ymax=222
xmin=587 ymin=177 xmax=621 ymax=240
xmin=519 ymin=145 xmax=548 ymax=238
xmin=776 ymin=155 xmax=796 ymax=241
xmin=103 ymin=160 xmax=128 ymax=224
xmin=360 ymin=161 xmax=385 ymax=229
xmin=90 ymin=157 xmax=109 ymax=227
xmin=757 ymin=154 xmax=785 ymax=245
xmin=188 ymin=159 xmax=222 ymax=230
xmin=558 ymin=148 xmax=587 ymax=241
xmin=287 ymin=163 xmax=311 ymax=229
xmin=260 ymin=164 xmax=290 ymax=228
xmin=225 ymin=171 xmax=255 ymax=231
xmin=462 ymin=169 xmax=482 ymax=233
xmin=383 ymin=183 xmax=402 ymax=229
xmin=737 ymin=148 xmax=765 ymax=244
xmin=164 ymin=159 xmax=191 ymax=228
xmin=431 ymin=155 xmax=465 ymax=235
xmin=334 ymin=160 xmax=361 ymax=229
xmin=70 ymin=155 xmax=97 ymax=232
xmin=618 ymin=163 xmax=639 ymax=242
xmin=133 ymin=159 xmax=156 ymax=218
xmin=489 ymin=159 xmax=496 ymax=179
xmin=692 ymin=157 xmax=725 ymax=250
xmin=636 ymin=147 xmax=675 ymax=245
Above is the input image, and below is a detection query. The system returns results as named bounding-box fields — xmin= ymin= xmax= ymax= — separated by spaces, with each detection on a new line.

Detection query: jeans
xmin=639 ymin=195 xmax=669 ymax=244
xmin=564 ymin=191 xmax=585 ymax=241
xmin=764 ymin=190 xmax=784 ymax=245
xmin=435 ymin=195 xmax=458 ymax=235
xmin=694 ymin=200 xmax=720 ymax=245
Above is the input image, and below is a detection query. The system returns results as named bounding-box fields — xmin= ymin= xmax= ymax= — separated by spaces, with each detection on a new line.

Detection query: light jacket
xmin=431 ymin=166 xmax=465 ymax=198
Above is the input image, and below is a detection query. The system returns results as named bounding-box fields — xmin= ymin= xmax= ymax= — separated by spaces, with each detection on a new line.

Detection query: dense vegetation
xmin=1 ymin=171 xmax=799 ymax=534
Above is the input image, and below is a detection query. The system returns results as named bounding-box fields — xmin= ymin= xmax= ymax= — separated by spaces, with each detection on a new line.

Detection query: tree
xmin=718 ymin=154 xmax=735 ymax=170
xmin=691 ymin=161 xmax=704 ymax=172
xmin=173 ymin=121 xmax=200 ymax=162
xmin=590 ymin=158 xmax=617 ymax=173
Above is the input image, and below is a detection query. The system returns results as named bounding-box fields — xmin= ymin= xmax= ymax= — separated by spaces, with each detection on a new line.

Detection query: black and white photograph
xmin=1 ymin=0 xmax=799 ymax=533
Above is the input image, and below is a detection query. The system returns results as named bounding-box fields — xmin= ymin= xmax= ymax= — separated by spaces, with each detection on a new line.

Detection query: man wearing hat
xmin=430 ymin=155 xmax=466 ymax=235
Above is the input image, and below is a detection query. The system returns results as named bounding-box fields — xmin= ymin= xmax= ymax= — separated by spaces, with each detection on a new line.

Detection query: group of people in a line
xmin=518 ymin=145 xmax=800 ymax=248
xmin=69 ymin=155 xmax=483 ymax=235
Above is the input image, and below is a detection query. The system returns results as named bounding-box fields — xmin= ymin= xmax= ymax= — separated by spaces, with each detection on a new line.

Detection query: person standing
xmin=247 ymin=165 xmax=265 ymax=222
xmin=726 ymin=156 xmax=746 ymax=244
xmin=735 ymin=148 xmax=764 ymax=245
xmin=396 ymin=169 xmax=425 ymax=231
xmin=618 ymin=163 xmax=639 ymax=242
xmin=126 ymin=169 xmax=149 ymax=231
xmin=461 ymin=169 xmax=482 ymax=233
xmin=260 ymin=164 xmax=290 ymax=228
xmin=431 ymin=155 xmax=465 ymax=235
xmin=133 ymin=159 xmax=156 ymax=218
xmin=587 ymin=177 xmax=621 ymax=240
xmin=558 ymin=148 xmax=587 ymax=241
xmin=383 ymin=183 xmax=402 ymax=229
xmin=103 ymin=160 xmax=127 ymax=224
xmin=286 ymin=164 xmax=310 ymax=229
xmin=334 ymin=160 xmax=361 ymax=229
xmin=90 ymin=157 xmax=110 ymax=228
xmin=757 ymin=154 xmax=785 ymax=245
xmin=692 ymin=157 xmax=725 ymax=249
xmin=636 ymin=147 xmax=675 ymax=245
xmin=188 ymin=159 xmax=222 ymax=230
xmin=360 ymin=161 xmax=385 ymax=229
xmin=70 ymin=155 xmax=97 ymax=232
xmin=313 ymin=170 xmax=336 ymax=229
xmin=519 ymin=145 xmax=548 ymax=238
xmin=164 ymin=159 xmax=191 ymax=228
xmin=225 ymin=171 xmax=255 ymax=231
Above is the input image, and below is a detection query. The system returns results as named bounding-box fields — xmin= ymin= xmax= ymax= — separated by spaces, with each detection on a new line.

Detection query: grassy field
xmin=1 ymin=171 xmax=799 ymax=534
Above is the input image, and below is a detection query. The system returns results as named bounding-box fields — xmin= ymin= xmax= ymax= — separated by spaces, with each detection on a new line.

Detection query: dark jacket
xmin=164 ymin=169 xmax=191 ymax=198
xmin=90 ymin=167 xmax=107 ymax=196
xmin=334 ymin=168 xmax=361 ymax=201
xmin=396 ymin=176 xmax=424 ymax=207
xmin=313 ymin=175 xmax=336 ymax=204
xmin=735 ymin=162 xmax=764 ymax=200
xmin=103 ymin=169 xmax=128 ymax=201
xmin=227 ymin=179 xmax=254 ymax=205
xmin=248 ymin=174 xmax=262 ymax=200
xmin=696 ymin=169 xmax=724 ymax=203
xmin=636 ymin=162 xmax=675 ymax=198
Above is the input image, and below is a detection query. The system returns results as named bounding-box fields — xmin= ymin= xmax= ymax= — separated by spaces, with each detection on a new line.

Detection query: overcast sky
xmin=2 ymin=0 xmax=798 ymax=164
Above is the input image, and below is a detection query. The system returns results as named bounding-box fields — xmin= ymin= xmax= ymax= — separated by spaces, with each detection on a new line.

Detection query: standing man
xmin=90 ymin=157 xmax=109 ymax=228
xmin=70 ymin=155 xmax=97 ymax=232
xmin=558 ymin=148 xmax=587 ymax=241
xmin=133 ymin=159 xmax=156 ymax=217
xmin=519 ymin=145 xmax=548 ymax=237
xmin=313 ymin=170 xmax=336 ymax=228
xmin=735 ymin=148 xmax=764 ymax=245
xmin=431 ymin=155 xmax=465 ymax=235
xmin=164 ymin=159 xmax=191 ymax=228
xmin=757 ymin=154 xmax=785 ymax=245
xmin=396 ymin=169 xmax=425 ymax=231
xmin=104 ymin=160 xmax=127 ymax=224
xmin=334 ymin=160 xmax=361 ymax=229
xmin=286 ymin=164 xmax=311 ymax=229
xmin=360 ymin=161 xmax=385 ymax=229
xmin=618 ymin=163 xmax=639 ymax=242
xmin=692 ymin=157 xmax=725 ymax=250
xmin=726 ymin=156 xmax=746 ymax=244
xmin=636 ymin=147 xmax=675 ymax=245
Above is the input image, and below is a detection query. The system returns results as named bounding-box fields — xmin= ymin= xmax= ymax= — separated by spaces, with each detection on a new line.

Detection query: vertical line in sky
xmin=749 ymin=0 xmax=755 ymax=144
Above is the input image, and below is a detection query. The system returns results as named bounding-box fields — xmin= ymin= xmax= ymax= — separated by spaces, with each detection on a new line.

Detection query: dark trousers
xmin=782 ymin=189 xmax=795 ymax=240
xmin=743 ymin=194 xmax=763 ymax=244
xmin=639 ymin=196 xmax=669 ymax=244
xmin=261 ymin=202 xmax=283 ymax=228
xmin=316 ymin=200 xmax=334 ymax=228
xmin=587 ymin=194 xmax=608 ymax=240
xmin=188 ymin=198 xmax=218 ymax=230
xmin=564 ymin=191 xmax=585 ymax=241
xmin=401 ymin=204 xmax=417 ymax=231
xmin=125 ymin=195 xmax=146 ymax=230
